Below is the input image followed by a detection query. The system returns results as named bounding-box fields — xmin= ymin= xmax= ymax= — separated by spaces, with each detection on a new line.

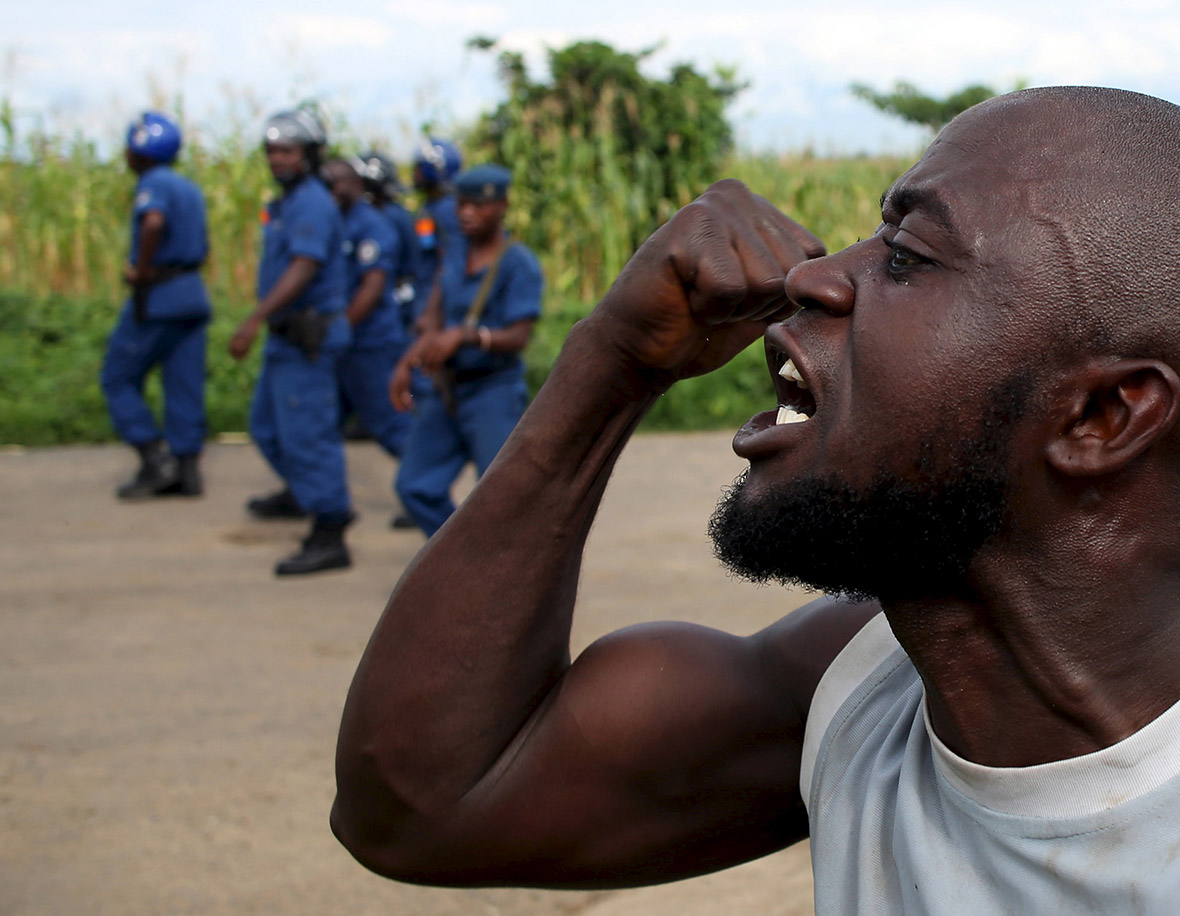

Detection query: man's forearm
xmin=335 ymin=317 xmax=666 ymax=819
xmin=346 ymin=270 xmax=386 ymax=326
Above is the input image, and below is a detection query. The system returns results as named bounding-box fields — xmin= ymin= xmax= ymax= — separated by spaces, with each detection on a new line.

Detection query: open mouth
xmin=771 ymin=352 xmax=817 ymax=426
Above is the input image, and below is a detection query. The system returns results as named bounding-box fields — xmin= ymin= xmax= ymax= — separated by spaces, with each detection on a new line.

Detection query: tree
xmin=850 ymin=81 xmax=1001 ymax=133
xmin=465 ymin=38 xmax=745 ymax=298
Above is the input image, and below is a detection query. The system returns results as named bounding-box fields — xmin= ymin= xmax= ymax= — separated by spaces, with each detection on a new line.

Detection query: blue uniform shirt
xmin=342 ymin=199 xmax=402 ymax=350
xmin=439 ymin=235 xmax=543 ymax=380
xmin=380 ymin=201 xmax=420 ymax=285
xmin=128 ymin=165 xmax=211 ymax=319
xmin=257 ymin=175 xmax=347 ymax=315
xmin=381 ymin=200 xmax=421 ymax=332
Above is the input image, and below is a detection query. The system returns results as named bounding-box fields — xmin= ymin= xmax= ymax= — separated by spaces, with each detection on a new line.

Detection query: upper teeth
xmin=776 ymin=406 xmax=810 ymax=425
xmin=779 ymin=358 xmax=808 ymax=388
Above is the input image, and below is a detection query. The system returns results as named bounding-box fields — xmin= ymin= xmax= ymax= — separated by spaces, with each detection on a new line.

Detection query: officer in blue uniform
xmin=101 ymin=111 xmax=211 ymax=500
xmin=229 ymin=108 xmax=354 ymax=576
xmin=409 ymin=137 xmax=463 ymax=328
xmin=389 ymin=164 xmax=543 ymax=537
xmin=355 ymin=151 xmax=420 ymax=327
xmin=381 ymin=137 xmax=467 ymax=530
xmin=321 ymin=156 xmax=412 ymax=464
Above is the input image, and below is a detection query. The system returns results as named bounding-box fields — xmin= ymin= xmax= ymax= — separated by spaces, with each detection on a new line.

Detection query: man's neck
xmin=885 ymin=550 xmax=1180 ymax=768
xmin=465 ymin=228 xmax=505 ymax=271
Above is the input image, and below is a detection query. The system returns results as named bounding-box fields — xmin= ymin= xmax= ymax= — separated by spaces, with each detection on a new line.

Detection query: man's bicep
xmin=363 ymin=621 xmax=817 ymax=888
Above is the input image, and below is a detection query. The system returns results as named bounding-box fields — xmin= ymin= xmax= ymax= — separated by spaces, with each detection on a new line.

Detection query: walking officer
xmin=229 ymin=107 xmax=355 ymax=576
xmin=321 ymin=156 xmax=412 ymax=464
xmin=381 ymin=137 xmax=467 ymax=531
xmin=101 ymin=111 xmax=210 ymax=500
xmin=355 ymin=150 xmax=420 ymax=325
xmin=389 ymin=164 xmax=543 ymax=537
xmin=409 ymin=137 xmax=463 ymax=326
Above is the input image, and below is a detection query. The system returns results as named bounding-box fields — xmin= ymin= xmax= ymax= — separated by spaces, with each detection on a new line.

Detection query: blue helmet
xmin=125 ymin=111 xmax=182 ymax=163
xmin=413 ymin=137 xmax=463 ymax=186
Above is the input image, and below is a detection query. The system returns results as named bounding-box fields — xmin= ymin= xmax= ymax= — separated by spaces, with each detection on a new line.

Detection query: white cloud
xmin=382 ymin=0 xmax=508 ymax=30
xmin=279 ymin=15 xmax=396 ymax=50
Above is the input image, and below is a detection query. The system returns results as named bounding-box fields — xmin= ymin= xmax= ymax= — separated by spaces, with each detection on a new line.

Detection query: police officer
xmin=229 ymin=108 xmax=354 ymax=576
xmin=101 ymin=111 xmax=210 ymax=500
xmin=380 ymin=137 xmax=466 ymax=530
xmin=321 ymin=156 xmax=411 ymax=465
xmin=355 ymin=151 xmax=420 ymax=326
xmin=389 ymin=164 xmax=543 ymax=537
xmin=409 ymin=137 xmax=463 ymax=327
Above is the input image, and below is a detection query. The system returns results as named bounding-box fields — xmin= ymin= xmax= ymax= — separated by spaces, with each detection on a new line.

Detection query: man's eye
xmin=883 ymin=237 xmax=926 ymax=280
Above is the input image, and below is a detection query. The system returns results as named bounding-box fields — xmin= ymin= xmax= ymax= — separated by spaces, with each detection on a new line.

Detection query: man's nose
xmin=784 ymin=252 xmax=854 ymax=317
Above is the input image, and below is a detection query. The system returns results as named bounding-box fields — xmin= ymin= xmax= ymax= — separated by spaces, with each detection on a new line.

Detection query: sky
xmin=6 ymin=0 xmax=1180 ymax=158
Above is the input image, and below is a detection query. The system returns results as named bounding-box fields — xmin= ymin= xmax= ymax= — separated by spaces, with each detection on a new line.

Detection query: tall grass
xmin=0 ymin=104 xmax=913 ymax=445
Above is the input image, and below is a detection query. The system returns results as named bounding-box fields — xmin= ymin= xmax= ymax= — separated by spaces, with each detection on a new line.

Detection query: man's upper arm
xmin=287 ymin=192 xmax=334 ymax=263
xmin=334 ymin=594 xmax=878 ymax=889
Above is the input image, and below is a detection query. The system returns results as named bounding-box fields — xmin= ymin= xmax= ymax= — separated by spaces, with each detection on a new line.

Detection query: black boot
xmin=116 ymin=440 xmax=178 ymax=500
xmin=389 ymin=511 xmax=419 ymax=530
xmin=156 ymin=454 xmax=203 ymax=497
xmin=275 ymin=517 xmax=352 ymax=576
xmin=246 ymin=487 xmax=307 ymax=519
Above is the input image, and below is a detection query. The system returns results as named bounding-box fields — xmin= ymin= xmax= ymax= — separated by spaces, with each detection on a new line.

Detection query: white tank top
xmin=800 ymin=613 xmax=1180 ymax=915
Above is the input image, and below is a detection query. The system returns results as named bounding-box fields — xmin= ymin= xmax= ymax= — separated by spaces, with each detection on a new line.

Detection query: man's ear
xmin=1045 ymin=360 xmax=1180 ymax=476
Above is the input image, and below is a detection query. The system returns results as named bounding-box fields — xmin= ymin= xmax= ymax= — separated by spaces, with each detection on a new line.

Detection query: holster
xmin=268 ymin=309 xmax=333 ymax=361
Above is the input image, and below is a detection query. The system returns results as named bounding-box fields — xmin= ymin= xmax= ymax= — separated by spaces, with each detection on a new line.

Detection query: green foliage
xmin=467 ymin=38 xmax=744 ymax=300
xmin=850 ymin=81 xmax=1000 ymax=132
xmin=0 ymin=290 xmax=260 ymax=446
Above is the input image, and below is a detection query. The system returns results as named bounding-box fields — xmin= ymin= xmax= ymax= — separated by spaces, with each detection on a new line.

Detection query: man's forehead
xmin=879 ymin=115 xmax=1060 ymax=242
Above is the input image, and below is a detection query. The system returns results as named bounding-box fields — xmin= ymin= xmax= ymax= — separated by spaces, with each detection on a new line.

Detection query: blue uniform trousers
xmin=395 ymin=373 xmax=527 ymax=537
xmin=101 ymin=309 xmax=208 ymax=456
xmin=249 ymin=333 xmax=352 ymax=522
xmin=337 ymin=343 xmax=412 ymax=459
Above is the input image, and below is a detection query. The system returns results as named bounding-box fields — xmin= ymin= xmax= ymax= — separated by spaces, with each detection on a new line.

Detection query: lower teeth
xmin=776 ymin=406 xmax=810 ymax=425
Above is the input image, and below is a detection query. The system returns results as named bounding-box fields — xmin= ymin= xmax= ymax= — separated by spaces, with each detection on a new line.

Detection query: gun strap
xmin=462 ymin=239 xmax=514 ymax=331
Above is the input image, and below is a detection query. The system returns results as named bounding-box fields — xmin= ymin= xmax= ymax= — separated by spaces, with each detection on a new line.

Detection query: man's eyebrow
xmin=880 ymin=185 xmax=962 ymax=246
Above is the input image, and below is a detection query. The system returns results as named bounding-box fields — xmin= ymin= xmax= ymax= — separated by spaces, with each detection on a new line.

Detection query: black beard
xmin=708 ymin=372 xmax=1032 ymax=603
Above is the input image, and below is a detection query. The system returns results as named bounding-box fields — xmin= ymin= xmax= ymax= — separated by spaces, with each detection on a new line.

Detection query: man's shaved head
xmin=935 ymin=87 xmax=1180 ymax=366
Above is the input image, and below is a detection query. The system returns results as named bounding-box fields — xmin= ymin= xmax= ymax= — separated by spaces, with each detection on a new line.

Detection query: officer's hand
xmin=122 ymin=264 xmax=138 ymax=286
xmin=229 ymin=316 xmax=261 ymax=361
xmin=415 ymin=327 xmax=466 ymax=371
xmin=389 ymin=356 xmax=414 ymax=411
xmin=585 ymin=179 xmax=824 ymax=382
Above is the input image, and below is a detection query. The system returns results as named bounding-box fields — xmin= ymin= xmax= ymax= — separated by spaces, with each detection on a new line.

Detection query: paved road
xmin=0 ymin=433 xmax=815 ymax=916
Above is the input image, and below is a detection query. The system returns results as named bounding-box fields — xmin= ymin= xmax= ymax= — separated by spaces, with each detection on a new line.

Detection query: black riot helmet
xmin=355 ymin=150 xmax=402 ymax=202
xmin=262 ymin=107 xmax=328 ymax=179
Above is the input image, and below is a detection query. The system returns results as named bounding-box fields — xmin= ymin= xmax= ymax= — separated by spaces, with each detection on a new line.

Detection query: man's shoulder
xmin=136 ymin=166 xmax=181 ymax=205
xmin=755 ymin=596 xmax=884 ymax=719
xmin=287 ymin=179 xmax=342 ymax=229
xmin=290 ymin=176 xmax=335 ymax=208
xmin=353 ymin=202 xmax=396 ymax=243
xmin=429 ymin=194 xmax=460 ymax=228
xmin=502 ymin=241 xmax=541 ymax=276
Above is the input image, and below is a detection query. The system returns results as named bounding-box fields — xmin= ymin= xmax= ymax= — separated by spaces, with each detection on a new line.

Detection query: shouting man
xmin=332 ymin=87 xmax=1180 ymax=913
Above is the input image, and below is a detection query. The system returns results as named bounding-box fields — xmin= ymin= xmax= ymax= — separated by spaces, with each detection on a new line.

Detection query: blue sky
xmin=6 ymin=0 xmax=1180 ymax=157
